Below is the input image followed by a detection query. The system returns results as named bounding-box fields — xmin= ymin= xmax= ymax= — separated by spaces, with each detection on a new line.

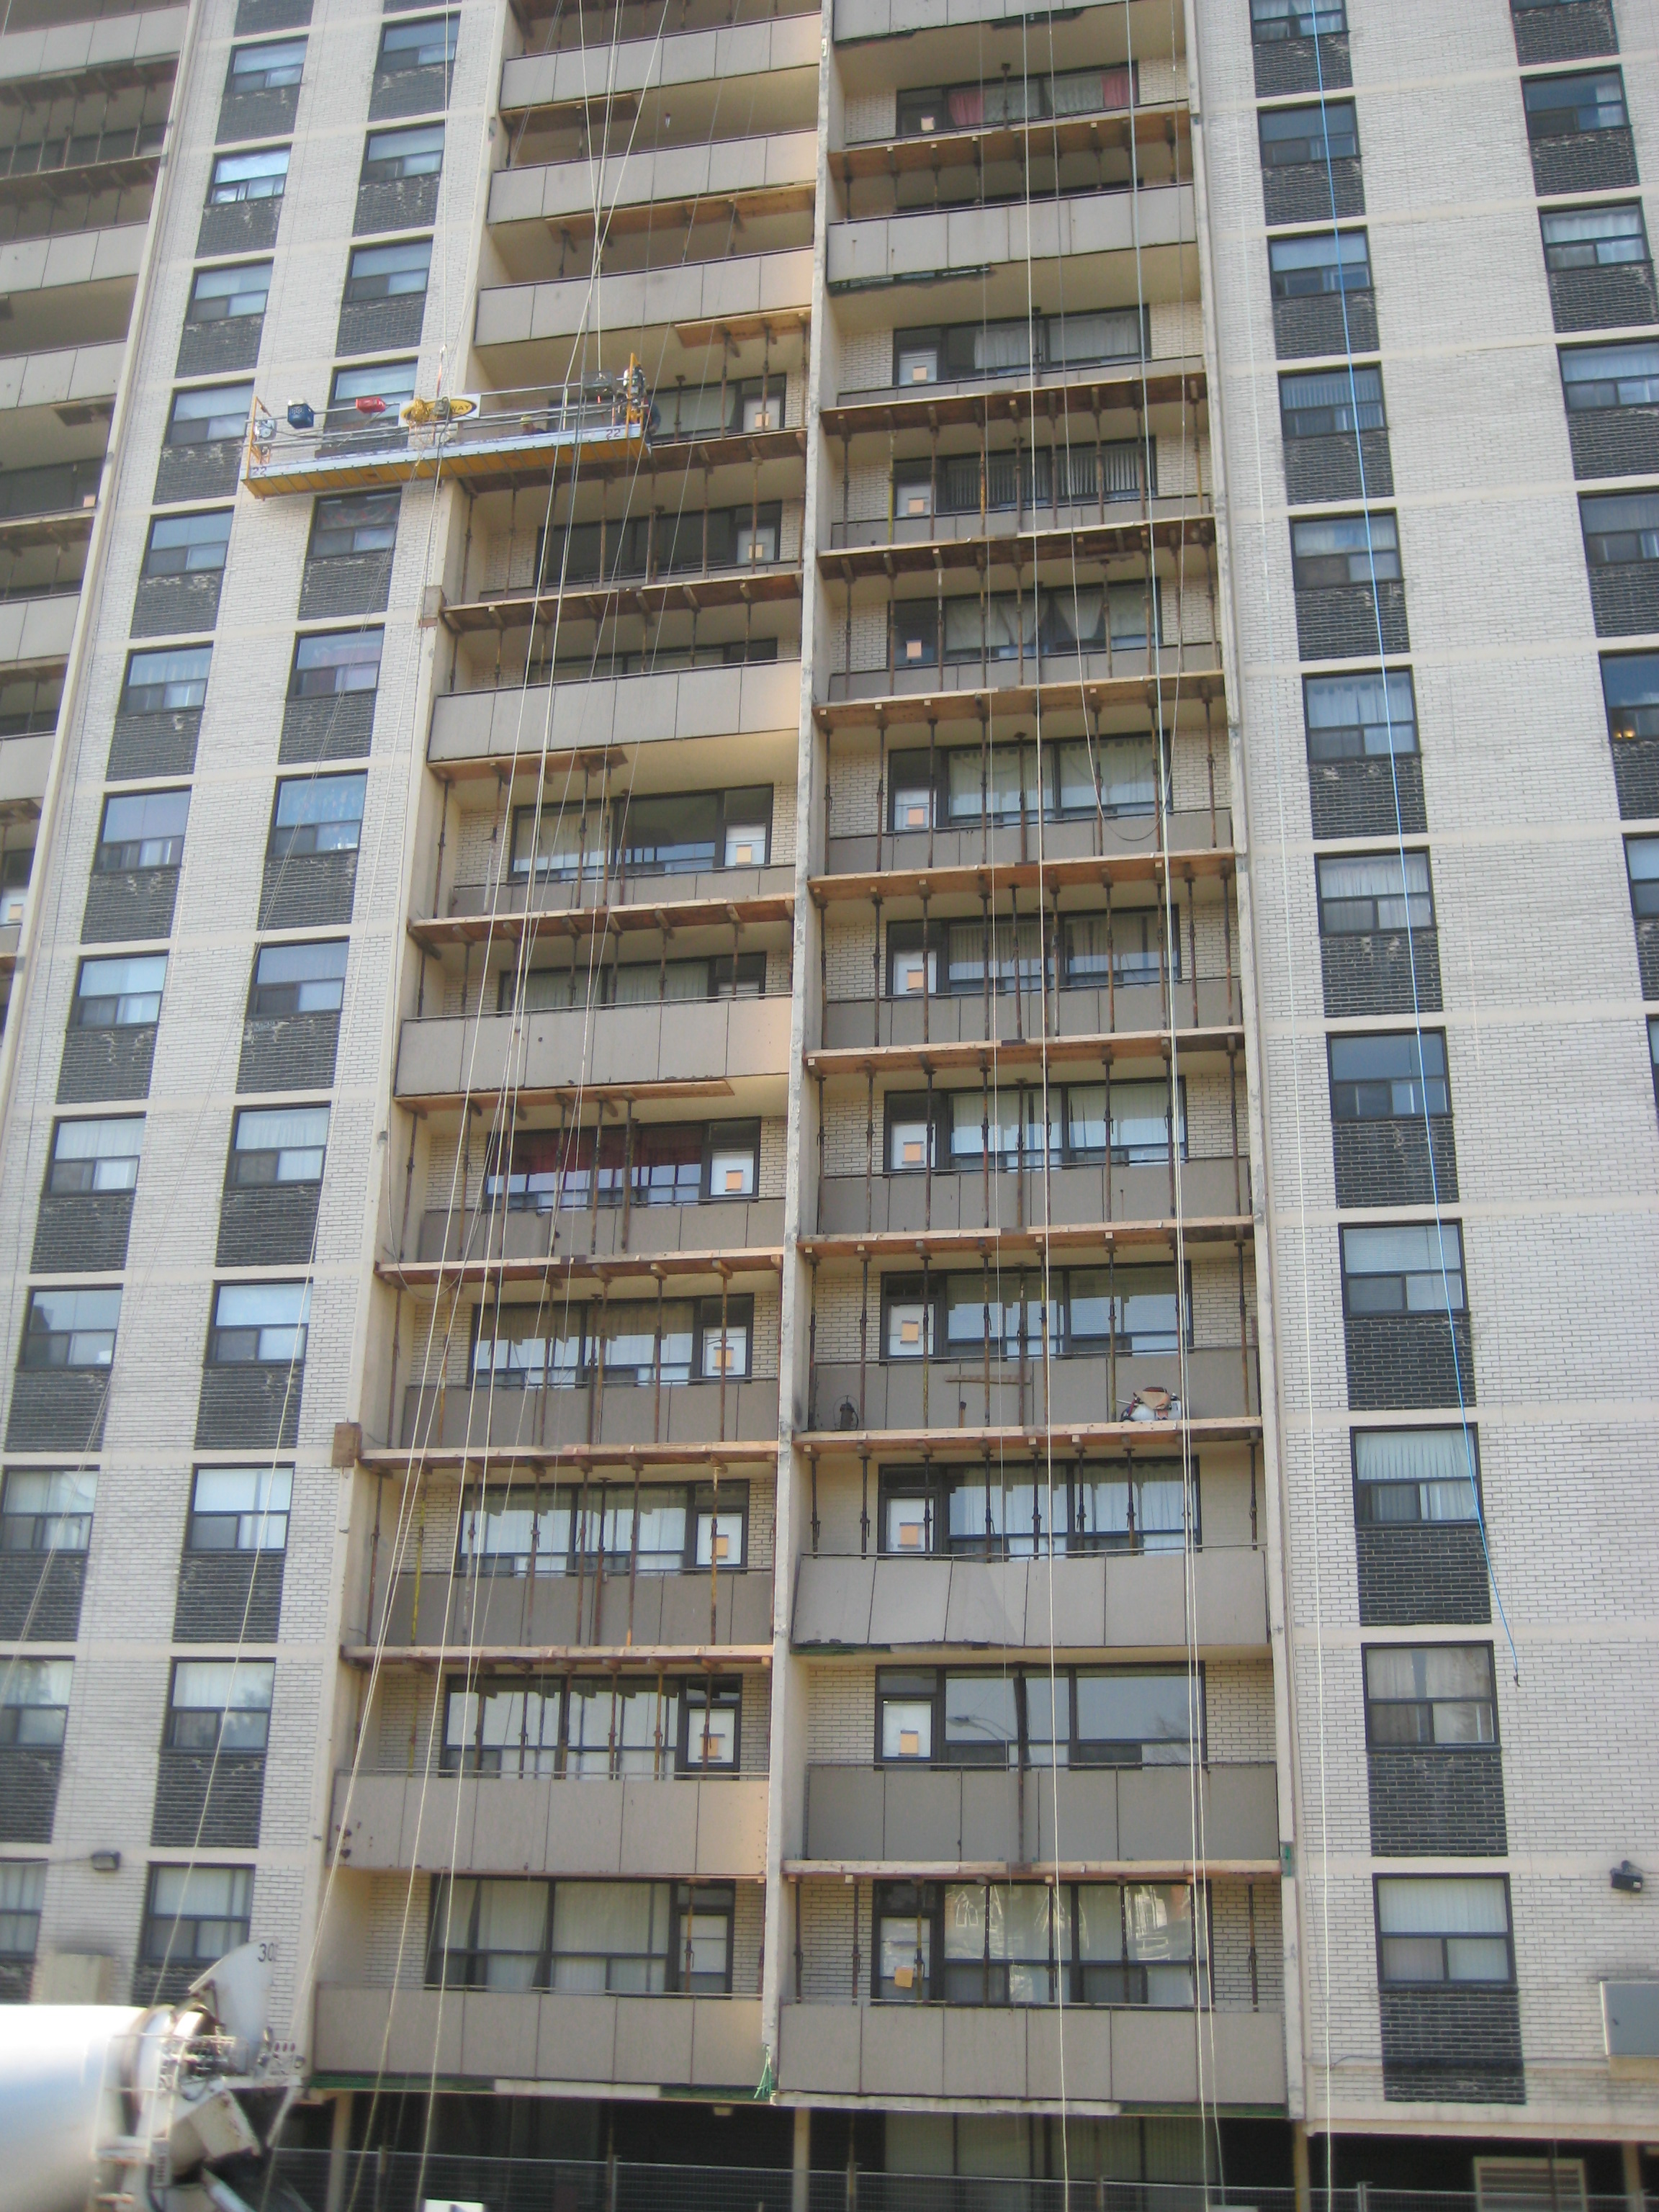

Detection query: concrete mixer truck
xmin=0 ymin=1943 xmax=303 ymax=2212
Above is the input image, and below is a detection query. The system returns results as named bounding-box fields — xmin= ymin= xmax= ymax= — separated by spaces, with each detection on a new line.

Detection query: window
xmin=1375 ymin=1874 xmax=1512 ymax=1984
xmin=309 ymin=493 xmax=398 ymax=561
xmin=891 ymin=310 xmax=1146 ymax=388
xmin=122 ymin=647 xmax=210 ymax=716
xmin=0 ymin=1863 xmax=44 ymax=1964
xmin=889 ymin=736 xmax=1162 ymax=828
xmin=186 ymin=262 xmax=271 ymax=323
xmin=1341 ymin=1222 xmax=1465 ymax=1315
xmin=1251 ymin=0 xmax=1346 ymax=38
xmin=874 ymin=1880 xmax=1205 ymax=2007
xmin=248 ymin=939 xmax=347 ymax=1015
xmin=186 ymin=1466 xmax=291 ymax=1551
xmin=457 ymin=1480 xmax=747 ymax=1575
xmin=379 ymin=14 xmax=459 ymax=71
xmin=1560 ymin=340 xmax=1659 ymax=413
xmin=343 ymin=237 xmax=431 ymax=304
xmin=268 ymin=773 xmax=367 ymax=860
xmin=1268 ymin=230 xmax=1371 ymax=299
xmin=0 ymin=1469 xmax=95 ymax=1552
xmin=1603 ymin=651 xmax=1659 ymax=737
xmin=47 ymin=1115 xmax=142 ymax=1194
xmin=1291 ymin=511 xmax=1400 ymax=588
xmin=879 ymin=1268 xmax=1187 ymax=1363
xmin=209 ymin=1281 xmax=310 ymax=1364
xmin=328 ymin=359 xmax=417 ymax=415
xmin=1523 ymin=69 xmax=1626 ymax=138
xmin=1328 ymin=1031 xmax=1449 ymax=1119
xmin=895 ymin=68 xmax=1130 ymax=135
xmin=166 ymin=382 xmax=253 ymax=446
xmin=142 ymin=510 xmax=231 ymax=580
xmin=141 ymin=1865 xmax=253 ymax=1969
xmin=1316 ymin=850 xmax=1433 ymax=932
xmin=510 ymin=953 xmax=768 ymax=1011
xmin=1281 ymin=365 xmax=1385 ymax=439
xmin=0 ymin=848 xmax=27 ymax=925
xmin=470 ymin=1295 xmax=753 ymax=1390
xmin=0 ymin=1658 xmax=71 ymax=1745
xmin=1542 ymin=202 xmax=1648 ymax=271
xmin=1305 ymin=669 xmax=1416 ymax=760
xmin=1583 ymin=493 xmax=1659 ymax=567
xmin=1259 ymin=100 xmax=1358 ymax=166
xmin=441 ymin=1676 xmax=738 ymax=1778
xmin=290 ymin=629 xmax=383 ymax=699
xmin=878 ymin=1665 xmax=1198 ymax=1766
xmin=1364 ymin=1644 xmax=1496 ymax=1745
xmin=1628 ymin=835 xmax=1659 ymax=917
xmin=94 ymin=789 xmax=189 ymax=872
xmin=362 ymin=122 xmax=444 ymax=182
xmin=1353 ymin=1427 xmax=1480 ymax=1524
xmin=613 ymin=786 xmax=773 ymax=875
xmin=228 ymin=1103 xmax=328 ymax=1187
xmin=165 ymin=1660 xmax=274 ymax=1753
xmin=427 ymin=1878 xmax=727 ymax=1994
xmin=228 ymin=38 xmax=305 ymax=93
xmin=878 ymin=1460 xmax=1188 ymax=1559
xmin=882 ymin=1080 xmax=1182 ymax=1172
xmin=207 ymin=147 xmax=289 ymax=204
xmin=72 ymin=953 xmax=166 ymax=1030
xmin=21 ymin=1287 xmax=119 ymax=1368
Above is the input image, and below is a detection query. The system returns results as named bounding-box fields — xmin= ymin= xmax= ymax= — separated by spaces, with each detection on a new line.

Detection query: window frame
xmin=0 ymin=1468 xmax=96 ymax=1555
xmin=306 ymin=492 xmax=400 ymax=563
xmin=361 ymin=122 xmax=445 ymax=184
xmin=266 ymin=772 xmax=367 ymax=862
xmin=876 ymin=1662 xmax=1204 ymax=1768
xmin=1373 ymin=1871 xmax=1514 ymax=1987
xmin=165 ymin=381 xmax=254 ymax=449
xmin=206 ymin=1279 xmax=311 ymax=1367
xmin=227 ymin=37 xmax=305 ymax=94
xmin=246 ymin=938 xmax=348 ymax=1019
xmin=871 ymin=1876 xmax=1210 ymax=2007
xmin=184 ymin=260 xmax=271 ymax=325
xmin=163 ymin=1657 xmax=274 ymax=1754
xmin=1351 ymin=1425 xmax=1482 ymax=1529
xmin=1339 ymin=1221 xmax=1466 ymax=1319
xmin=45 ymin=1114 xmax=143 ymax=1196
xmin=1258 ymin=98 xmax=1359 ymax=168
xmin=1541 ymin=199 xmax=1650 ymax=274
xmin=456 ymin=1478 xmax=749 ymax=1578
xmin=1362 ymin=1642 xmax=1498 ymax=1749
xmin=140 ymin=1863 xmax=253 ymax=1969
xmin=377 ymin=12 xmax=459 ymax=73
xmin=93 ymin=787 xmax=189 ymax=873
xmin=289 ymin=626 xmax=385 ymax=700
xmin=1267 ymin=227 xmax=1372 ymax=300
xmin=1522 ymin=68 xmax=1627 ymax=141
xmin=876 ymin=1458 xmax=1193 ymax=1559
xmin=206 ymin=145 xmax=289 ymax=206
xmin=121 ymin=647 xmax=210 ymax=717
xmin=341 ymin=234 xmax=433 ymax=305
xmin=141 ymin=508 xmax=232 ymax=581
xmin=1316 ymin=848 xmax=1434 ymax=935
xmin=19 ymin=1285 xmax=120 ymax=1370
xmin=1327 ymin=1030 xmax=1450 ymax=1121
xmin=225 ymin=1102 xmax=330 ymax=1190
xmin=1251 ymin=0 xmax=1346 ymax=40
xmin=185 ymin=1465 xmax=292 ymax=1553
xmin=1303 ymin=667 xmax=1417 ymax=761
xmin=0 ymin=1656 xmax=71 ymax=1745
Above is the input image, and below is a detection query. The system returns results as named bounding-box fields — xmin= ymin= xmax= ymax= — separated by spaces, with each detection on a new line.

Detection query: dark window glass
xmin=1364 ymin=1644 xmax=1496 ymax=1746
xmin=1291 ymin=511 xmax=1401 ymax=586
xmin=328 ymin=359 xmax=418 ymax=413
xmin=72 ymin=954 xmax=165 ymax=1028
xmin=1542 ymin=202 xmax=1648 ymax=271
xmin=1583 ymin=492 xmax=1659 ymax=566
xmin=186 ymin=1465 xmax=292 ymax=1551
xmin=94 ymin=788 xmax=188 ymax=871
xmin=1259 ymin=99 xmax=1358 ymax=166
xmin=142 ymin=510 xmax=231 ymax=578
xmin=1268 ymin=229 xmax=1370 ymax=297
xmin=186 ymin=261 xmax=271 ymax=322
xmin=1376 ymin=1875 xmax=1511 ymax=1984
xmin=1560 ymin=341 xmax=1659 ymax=412
xmin=20 ymin=1286 xmax=120 ymax=1369
xmin=166 ymin=382 xmax=253 ymax=446
xmin=1317 ymin=850 xmax=1433 ymax=932
xmin=142 ymin=1866 xmax=252 ymax=1966
xmin=343 ymin=236 xmax=431 ymax=302
xmin=1328 ymin=1031 xmax=1449 ymax=1118
xmin=229 ymin=39 xmax=305 ymax=91
xmin=1627 ymin=834 xmax=1659 ymax=915
xmin=1304 ymin=669 xmax=1416 ymax=760
xmin=309 ymin=492 xmax=399 ymax=559
xmin=1251 ymin=0 xmax=1346 ymax=37
xmin=0 ymin=1470 xmax=95 ymax=1553
xmin=228 ymin=1103 xmax=328 ymax=1186
xmin=0 ymin=1660 xmax=71 ymax=1747
xmin=361 ymin=122 xmax=444 ymax=182
xmin=0 ymin=1863 xmax=46 ymax=1962
xmin=165 ymin=1659 xmax=273 ymax=1752
xmin=1523 ymin=69 xmax=1626 ymax=137
xmin=268 ymin=773 xmax=366 ymax=858
xmin=1601 ymin=651 xmax=1659 ymax=739
xmin=248 ymin=938 xmax=347 ymax=1015
xmin=290 ymin=629 xmax=382 ymax=697
xmin=1341 ymin=1223 xmax=1465 ymax=1314
xmin=1353 ymin=1428 xmax=1480 ymax=1525
xmin=379 ymin=14 xmax=459 ymax=69
xmin=207 ymin=147 xmax=288 ymax=204
xmin=208 ymin=1280 xmax=309 ymax=1364
xmin=1281 ymin=364 xmax=1385 ymax=438
xmin=122 ymin=647 xmax=210 ymax=715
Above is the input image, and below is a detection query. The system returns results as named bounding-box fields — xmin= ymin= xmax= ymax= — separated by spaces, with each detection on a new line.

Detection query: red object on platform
xmin=354 ymin=395 xmax=387 ymax=415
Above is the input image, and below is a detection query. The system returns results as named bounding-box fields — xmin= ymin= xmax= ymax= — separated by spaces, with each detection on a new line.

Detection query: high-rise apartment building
xmin=0 ymin=0 xmax=1653 ymax=2200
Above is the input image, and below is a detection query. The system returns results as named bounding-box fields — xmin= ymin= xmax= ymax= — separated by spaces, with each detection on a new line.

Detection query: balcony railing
xmin=0 ymin=122 xmax=164 ymax=179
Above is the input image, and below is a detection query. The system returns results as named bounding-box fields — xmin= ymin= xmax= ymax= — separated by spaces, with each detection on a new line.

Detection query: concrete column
xmin=1624 ymin=2139 xmax=1646 ymax=2212
xmin=792 ymin=2103 xmax=811 ymax=2212
xmin=324 ymin=2089 xmax=354 ymax=2212
xmin=1292 ymin=2123 xmax=1311 ymax=2212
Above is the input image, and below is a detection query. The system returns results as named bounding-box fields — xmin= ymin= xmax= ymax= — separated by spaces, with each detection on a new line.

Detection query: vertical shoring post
xmin=865 ymin=1070 xmax=875 ymax=1235
xmin=872 ymin=892 xmax=882 ymax=1048
xmin=858 ymin=1254 xmax=870 ymax=1429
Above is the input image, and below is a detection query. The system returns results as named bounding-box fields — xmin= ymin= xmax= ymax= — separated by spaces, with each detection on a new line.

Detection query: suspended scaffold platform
xmin=241 ymin=363 xmax=651 ymax=498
